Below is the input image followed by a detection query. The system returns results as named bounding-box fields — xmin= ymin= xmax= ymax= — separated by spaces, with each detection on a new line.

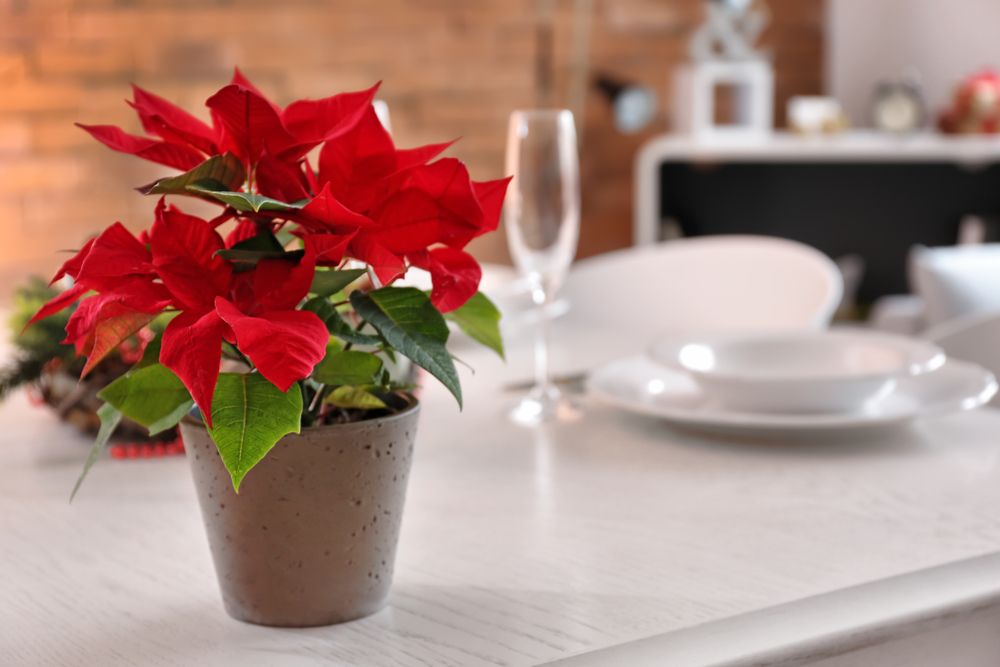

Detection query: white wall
xmin=827 ymin=0 xmax=1000 ymax=127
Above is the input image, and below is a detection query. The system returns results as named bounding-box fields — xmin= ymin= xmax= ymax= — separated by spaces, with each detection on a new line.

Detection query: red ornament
xmin=939 ymin=69 xmax=1000 ymax=134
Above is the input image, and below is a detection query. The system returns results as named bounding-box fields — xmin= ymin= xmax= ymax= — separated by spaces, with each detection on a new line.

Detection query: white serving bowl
xmin=649 ymin=331 xmax=946 ymax=414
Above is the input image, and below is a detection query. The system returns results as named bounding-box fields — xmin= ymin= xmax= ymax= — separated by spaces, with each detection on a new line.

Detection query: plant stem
xmin=307 ymin=384 xmax=333 ymax=422
xmin=308 ymin=385 xmax=324 ymax=412
xmin=221 ymin=342 xmax=252 ymax=368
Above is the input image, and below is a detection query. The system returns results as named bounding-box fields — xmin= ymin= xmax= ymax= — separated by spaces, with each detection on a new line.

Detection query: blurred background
xmin=2 ymin=0 xmax=1000 ymax=306
xmin=0 ymin=0 xmax=822 ymax=300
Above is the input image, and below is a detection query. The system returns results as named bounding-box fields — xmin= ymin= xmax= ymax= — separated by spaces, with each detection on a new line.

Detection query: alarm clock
xmin=872 ymin=79 xmax=926 ymax=133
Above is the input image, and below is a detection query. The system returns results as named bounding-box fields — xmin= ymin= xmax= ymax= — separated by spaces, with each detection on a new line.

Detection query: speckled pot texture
xmin=178 ymin=400 xmax=419 ymax=627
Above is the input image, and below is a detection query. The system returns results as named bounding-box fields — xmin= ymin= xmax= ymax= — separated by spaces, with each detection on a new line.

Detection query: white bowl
xmin=649 ymin=331 xmax=946 ymax=414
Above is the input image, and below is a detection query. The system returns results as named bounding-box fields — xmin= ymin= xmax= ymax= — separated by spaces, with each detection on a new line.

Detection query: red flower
xmin=149 ymin=201 xmax=326 ymax=425
xmin=33 ymin=73 xmax=509 ymax=430
xmin=75 ymin=69 xmax=510 ymax=311
xmin=78 ymin=68 xmax=377 ymax=177
xmin=407 ymin=247 xmax=482 ymax=314
xmin=32 ymin=200 xmax=328 ymax=425
xmin=294 ymin=104 xmax=511 ymax=307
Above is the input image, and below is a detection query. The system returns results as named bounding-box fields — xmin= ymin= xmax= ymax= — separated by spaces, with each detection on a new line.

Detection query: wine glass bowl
xmin=505 ymin=110 xmax=580 ymax=298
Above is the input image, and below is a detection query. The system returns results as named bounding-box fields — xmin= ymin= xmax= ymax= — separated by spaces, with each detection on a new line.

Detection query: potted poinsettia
xmin=28 ymin=69 xmax=508 ymax=627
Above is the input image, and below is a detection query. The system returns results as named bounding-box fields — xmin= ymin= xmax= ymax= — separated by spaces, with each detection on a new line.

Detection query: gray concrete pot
xmin=178 ymin=399 xmax=419 ymax=627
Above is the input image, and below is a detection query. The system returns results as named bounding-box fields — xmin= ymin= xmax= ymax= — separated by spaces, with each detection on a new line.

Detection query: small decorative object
xmin=787 ymin=96 xmax=849 ymax=135
xmin=595 ymin=75 xmax=658 ymax=134
xmin=938 ymin=69 xmax=1000 ymax=134
xmin=689 ymin=0 xmax=769 ymax=62
xmin=28 ymin=69 xmax=509 ymax=626
xmin=674 ymin=0 xmax=774 ymax=141
xmin=872 ymin=71 xmax=927 ymax=134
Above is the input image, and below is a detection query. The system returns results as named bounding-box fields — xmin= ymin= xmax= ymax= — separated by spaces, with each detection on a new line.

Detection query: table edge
xmin=540 ymin=550 xmax=1000 ymax=667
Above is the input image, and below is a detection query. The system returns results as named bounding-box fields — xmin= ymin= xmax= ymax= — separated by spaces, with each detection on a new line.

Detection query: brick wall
xmin=0 ymin=0 xmax=822 ymax=296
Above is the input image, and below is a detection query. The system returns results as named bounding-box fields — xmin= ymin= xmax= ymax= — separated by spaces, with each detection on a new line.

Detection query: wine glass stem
xmin=534 ymin=290 xmax=554 ymax=394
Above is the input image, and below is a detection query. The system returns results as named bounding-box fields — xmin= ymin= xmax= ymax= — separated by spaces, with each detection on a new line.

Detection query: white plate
xmin=587 ymin=356 xmax=997 ymax=435
xmin=648 ymin=330 xmax=944 ymax=414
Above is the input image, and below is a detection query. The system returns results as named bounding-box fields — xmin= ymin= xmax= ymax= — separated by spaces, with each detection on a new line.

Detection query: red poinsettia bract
xmin=33 ymin=70 xmax=509 ymax=424
xmin=76 ymin=68 xmax=508 ymax=313
xmin=30 ymin=201 xmax=328 ymax=425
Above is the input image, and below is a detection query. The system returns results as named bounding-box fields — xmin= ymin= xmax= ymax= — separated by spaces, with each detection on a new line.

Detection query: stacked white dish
xmin=588 ymin=331 xmax=997 ymax=435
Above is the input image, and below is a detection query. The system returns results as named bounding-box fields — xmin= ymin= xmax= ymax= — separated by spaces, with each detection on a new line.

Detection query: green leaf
xmin=188 ymin=183 xmax=306 ymax=213
xmin=302 ymin=296 xmax=340 ymax=329
xmin=70 ymin=403 xmax=122 ymax=503
xmin=379 ymin=381 xmax=418 ymax=392
xmin=97 ymin=363 xmax=195 ymax=435
xmin=207 ymin=373 xmax=303 ymax=492
xmin=138 ymin=153 xmax=246 ymax=198
xmin=214 ymin=229 xmax=305 ymax=270
xmin=443 ymin=291 xmax=505 ymax=360
xmin=311 ymin=338 xmax=346 ymax=377
xmin=221 ymin=340 xmax=244 ymax=364
xmin=217 ymin=248 xmax=305 ymax=262
xmin=363 ymin=287 xmax=450 ymax=343
xmin=314 ymin=350 xmax=383 ymax=386
xmin=310 ymin=269 xmax=366 ymax=297
xmin=275 ymin=229 xmax=296 ymax=247
xmin=355 ymin=380 xmax=417 ymax=394
xmin=302 ymin=296 xmax=382 ymax=346
xmin=336 ymin=329 xmax=383 ymax=346
xmin=302 ymin=296 xmax=337 ymax=323
xmin=225 ymin=228 xmax=285 ymax=252
xmin=351 ymin=287 xmax=461 ymax=407
xmin=318 ymin=337 xmax=345 ymax=362
xmin=378 ymin=344 xmax=397 ymax=364
xmin=323 ymin=385 xmax=386 ymax=409
xmin=127 ymin=331 xmax=162 ymax=376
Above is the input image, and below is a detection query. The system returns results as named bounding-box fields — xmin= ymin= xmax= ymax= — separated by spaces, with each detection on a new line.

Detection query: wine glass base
xmin=508 ymin=385 xmax=582 ymax=426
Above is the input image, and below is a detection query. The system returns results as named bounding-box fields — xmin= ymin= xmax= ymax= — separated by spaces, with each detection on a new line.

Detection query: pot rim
xmin=180 ymin=394 xmax=420 ymax=434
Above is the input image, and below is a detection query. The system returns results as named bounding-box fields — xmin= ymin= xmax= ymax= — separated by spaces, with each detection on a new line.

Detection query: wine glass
xmin=504 ymin=109 xmax=581 ymax=425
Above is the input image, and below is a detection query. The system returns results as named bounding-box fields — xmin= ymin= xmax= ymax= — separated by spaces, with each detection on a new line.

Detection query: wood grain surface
xmin=3 ymin=319 xmax=1000 ymax=666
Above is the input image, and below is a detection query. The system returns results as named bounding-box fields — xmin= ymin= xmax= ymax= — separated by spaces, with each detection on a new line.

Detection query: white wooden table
xmin=3 ymin=317 xmax=1000 ymax=666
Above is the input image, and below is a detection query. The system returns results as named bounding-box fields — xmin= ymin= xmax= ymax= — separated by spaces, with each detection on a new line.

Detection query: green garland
xmin=0 ymin=277 xmax=79 ymax=401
